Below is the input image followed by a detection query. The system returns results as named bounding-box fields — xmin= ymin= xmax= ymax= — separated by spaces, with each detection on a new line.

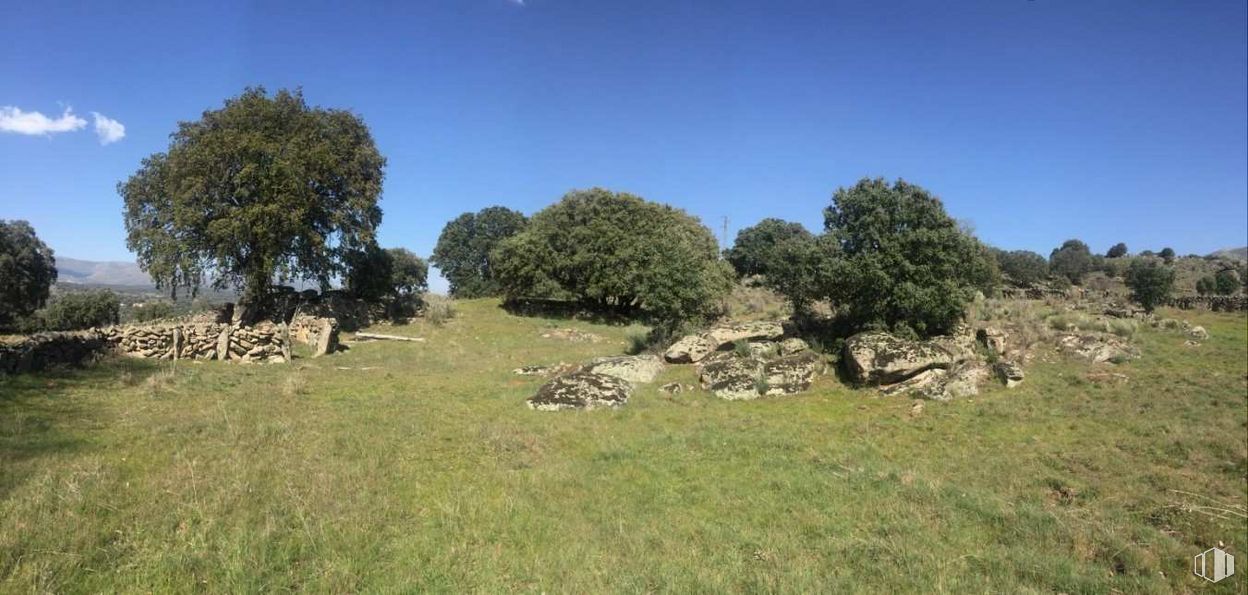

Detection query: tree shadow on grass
xmin=0 ymin=358 xmax=165 ymax=499
xmin=499 ymin=298 xmax=641 ymax=326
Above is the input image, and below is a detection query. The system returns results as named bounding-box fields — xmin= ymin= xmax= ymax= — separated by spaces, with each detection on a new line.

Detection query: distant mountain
xmin=1210 ymin=247 xmax=1247 ymax=261
xmin=55 ymin=257 xmax=154 ymax=287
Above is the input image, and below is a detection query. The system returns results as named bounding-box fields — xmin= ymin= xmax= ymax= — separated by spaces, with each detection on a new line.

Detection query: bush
xmin=422 ymin=294 xmax=456 ymax=326
xmin=1214 ymin=269 xmax=1240 ymax=295
xmin=1159 ymin=247 xmax=1175 ymax=264
xmin=815 ymin=178 xmax=998 ymax=338
xmin=1050 ymin=239 xmax=1093 ymax=284
xmin=1106 ymin=243 xmax=1128 ymax=258
xmin=1196 ymin=275 xmax=1216 ymax=295
xmin=1125 ymin=258 xmax=1175 ymax=313
xmin=431 ymin=206 xmax=527 ymax=298
xmin=492 ymin=188 xmax=734 ymax=329
xmin=345 ymin=245 xmax=429 ymax=318
xmin=39 ymin=290 xmax=121 ymax=331
xmin=724 ymin=219 xmax=813 ymax=278
xmin=0 ymin=220 xmax=58 ymax=329
xmin=993 ymin=248 xmax=1049 ymax=286
xmin=128 ymin=302 xmax=175 ymax=323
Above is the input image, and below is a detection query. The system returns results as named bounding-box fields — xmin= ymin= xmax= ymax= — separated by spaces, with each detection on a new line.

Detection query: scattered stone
xmin=908 ymin=401 xmax=925 ymax=418
xmin=843 ymin=331 xmax=955 ymax=385
xmin=704 ymin=321 xmax=784 ymax=349
xmin=584 ymin=354 xmax=664 ymax=383
xmin=1056 ymin=333 xmax=1138 ymax=364
xmin=527 ymin=371 xmax=632 ymax=411
xmin=777 ymin=337 xmax=810 ymax=356
xmin=512 ymin=363 xmax=578 ymax=376
xmin=937 ymin=361 xmax=992 ymax=400
xmin=994 ymin=360 xmax=1025 ymax=388
xmin=1184 ymin=339 xmax=1201 ymax=347
xmin=1085 ymin=371 xmax=1129 ymax=384
xmin=659 ymin=382 xmax=695 ymax=395
xmin=540 ymin=328 xmax=602 ymax=343
xmin=1187 ymin=326 xmax=1209 ymax=341
xmin=663 ymin=334 xmax=715 ymax=363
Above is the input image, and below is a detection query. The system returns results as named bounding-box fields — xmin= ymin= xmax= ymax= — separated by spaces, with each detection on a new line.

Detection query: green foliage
xmin=0 ymin=220 xmax=58 ymax=328
xmin=38 ymin=290 xmax=121 ymax=331
xmin=1105 ymin=242 xmax=1127 ymax=258
xmin=992 ymin=248 xmax=1049 ymax=286
xmin=1049 ymin=239 xmax=1093 ymax=284
xmin=430 ymin=206 xmax=527 ymax=298
xmin=345 ymin=245 xmax=428 ymax=318
xmin=119 ymin=87 xmax=386 ymax=311
xmin=1125 ymin=258 xmax=1176 ymax=312
xmin=724 ymin=218 xmax=813 ymax=278
xmin=816 ymin=178 xmax=998 ymax=337
xmin=1213 ymin=269 xmax=1240 ymax=295
xmin=492 ymin=188 xmax=733 ymax=328
xmin=421 ymin=293 xmax=456 ymax=326
xmin=1158 ymin=247 xmax=1175 ymax=264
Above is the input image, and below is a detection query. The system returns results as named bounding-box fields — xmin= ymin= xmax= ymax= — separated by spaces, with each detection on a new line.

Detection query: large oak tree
xmin=119 ymin=88 xmax=385 ymax=321
xmin=0 ymin=220 xmax=57 ymax=328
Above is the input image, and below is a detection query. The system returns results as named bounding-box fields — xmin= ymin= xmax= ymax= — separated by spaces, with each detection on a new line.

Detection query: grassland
xmin=2 ymin=299 xmax=1245 ymax=593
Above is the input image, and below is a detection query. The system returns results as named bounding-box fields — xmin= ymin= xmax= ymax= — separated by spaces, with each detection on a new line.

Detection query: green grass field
xmin=2 ymin=299 xmax=1245 ymax=593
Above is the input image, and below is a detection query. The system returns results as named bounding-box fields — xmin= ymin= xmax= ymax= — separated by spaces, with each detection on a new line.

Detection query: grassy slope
xmin=1 ymin=300 xmax=1245 ymax=593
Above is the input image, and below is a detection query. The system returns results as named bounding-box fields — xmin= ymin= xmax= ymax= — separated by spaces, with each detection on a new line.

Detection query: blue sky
xmin=2 ymin=0 xmax=1246 ymax=291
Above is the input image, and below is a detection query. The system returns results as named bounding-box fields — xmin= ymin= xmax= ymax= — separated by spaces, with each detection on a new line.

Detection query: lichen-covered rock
xmin=976 ymin=327 xmax=1008 ymax=356
xmin=994 ymin=360 xmax=1025 ymax=388
xmin=699 ymin=357 xmax=764 ymax=400
xmin=527 ymin=371 xmax=633 ymax=411
xmin=513 ymin=362 xmax=579 ymax=376
xmin=704 ymin=321 xmax=784 ymax=348
xmin=761 ymin=351 xmax=825 ymax=395
xmin=880 ymin=368 xmax=948 ymax=397
xmin=938 ymin=361 xmax=992 ymax=400
xmin=585 ymin=354 xmax=664 ymax=383
xmin=659 ymin=382 xmax=695 ymax=394
xmin=778 ymin=337 xmax=810 ymax=356
xmin=746 ymin=341 xmax=780 ymax=359
xmin=843 ymin=331 xmax=955 ymax=385
xmin=664 ymin=334 xmax=715 ymax=363
xmin=1187 ymin=326 xmax=1209 ymax=341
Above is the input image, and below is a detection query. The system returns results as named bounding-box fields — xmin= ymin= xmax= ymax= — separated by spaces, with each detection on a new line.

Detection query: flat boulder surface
xmin=584 ymin=354 xmax=664 ymax=383
xmin=704 ymin=321 xmax=784 ymax=348
xmin=843 ymin=331 xmax=955 ymax=385
xmin=527 ymin=372 xmax=633 ymax=411
xmin=1056 ymin=333 xmax=1139 ymax=364
xmin=663 ymin=334 xmax=715 ymax=363
xmin=699 ymin=356 xmax=764 ymax=400
xmin=761 ymin=351 xmax=825 ymax=395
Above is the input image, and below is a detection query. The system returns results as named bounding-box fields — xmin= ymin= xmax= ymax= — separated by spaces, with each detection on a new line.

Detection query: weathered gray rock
xmin=513 ymin=363 xmax=578 ymax=376
xmin=704 ymin=321 xmax=784 ymax=348
xmin=880 ymin=368 xmax=948 ymax=397
xmin=778 ymin=337 xmax=810 ymax=356
xmin=994 ymin=360 xmax=1025 ymax=388
xmin=584 ymin=354 xmax=664 ymax=383
xmin=1056 ymin=333 xmax=1138 ymax=364
xmin=699 ymin=356 xmax=764 ymax=400
xmin=527 ymin=371 xmax=633 ymax=411
xmin=843 ymin=331 xmax=955 ymax=385
xmin=314 ymin=319 xmax=338 ymax=357
xmin=938 ymin=361 xmax=992 ymax=400
xmin=746 ymin=341 xmax=780 ymax=360
xmin=761 ymin=351 xmax=825 ymax=395
xmin=976 ymin=327 xmax=1008 ymax=356
xmin=1187 ymin=326 xmax=1209 ymax=341
xmin=659 ymin=382 xmax=695 ymax=394
xmin=664 ymin=334 xmax=715 ymax=363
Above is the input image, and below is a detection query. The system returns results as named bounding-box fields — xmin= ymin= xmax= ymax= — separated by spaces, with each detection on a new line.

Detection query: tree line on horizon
xmin=2 ymin=87 xmax=1245 ymax=336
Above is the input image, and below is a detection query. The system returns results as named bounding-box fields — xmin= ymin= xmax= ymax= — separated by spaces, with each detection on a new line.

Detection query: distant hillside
xmin=1210 ymin=247 xmax=1247 ymax=261
xmin=56 ymin=257 xmax=154 ymax=287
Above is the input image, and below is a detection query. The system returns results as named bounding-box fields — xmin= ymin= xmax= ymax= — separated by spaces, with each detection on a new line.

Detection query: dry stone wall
xmin=0 ymin=330 xmax=112 ymax=374
xmin=1164 ymin=295 xmax=1247 ymax=312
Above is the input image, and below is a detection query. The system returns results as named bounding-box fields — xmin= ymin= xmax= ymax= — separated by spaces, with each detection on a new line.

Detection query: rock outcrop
xmin=842 ymin=331 xmax=956 ymax=385
xmin=994 ymin=361 xmax=1025 ymax=388
xmin=1055 ymin=333 xmax=1139 ymax=364
xmin=760 ymin=351 xmax=825 ymax=395
xmin=584 ymin=354 xmax=664 ymax=383
xmin=663 ymin=334 xmax=715 ymax=363
xmin=704 ymin=321 xmax=785 ymax=348
xmin=527 ymin=371 xmax=633 ymax=411
xmin=698 ymin=356 xmax=764 ymax=400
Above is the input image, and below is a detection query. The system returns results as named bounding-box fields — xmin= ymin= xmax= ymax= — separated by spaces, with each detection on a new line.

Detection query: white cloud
xmin=0 ymin=106 xmax=87 ymax=136
xmin=91 ymin=112 xmax=126 ymax=145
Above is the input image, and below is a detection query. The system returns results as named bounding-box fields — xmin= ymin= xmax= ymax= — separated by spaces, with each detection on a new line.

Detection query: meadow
xmin=1 ymin=299 xmax=1245 ymax=593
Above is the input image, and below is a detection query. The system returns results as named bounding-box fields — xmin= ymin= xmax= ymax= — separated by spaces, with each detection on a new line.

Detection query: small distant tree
xmin=345 ymin=245 xmax=428 ymax=316
xmin=1050 ymin=239 xmax=1093 ymax=284
xmin=1125 ymin=259 xmax=1175 ymax=313
xmin=1196 ymin=275 xmax=1216 ymax=295
xmin=40 ymin=290 xmax=121 ymax=330
xmin=493 ymin=188 xmax=733 ymax=328
xmin=817 ymin=178 xmax=998 ymax=338
xmin=1159 ymin=247 xmax=1176 ymax=264
xmin=993 ymin=249 xmax=1049 ymax=286
xmin=128 ymin=302 xmax=175 ymax=323
xmin=1106 ymin=243 xmax=1128 ymax=258
xmin=0 ymin=220 xmax=58 ymax=329
xmin=724 ymin=218 xmax=813 ymax=278
xmin=119 ymin=87 xmax=386 ymax=323
xmin=760 ymin=233 xmax=837 ymax=313
xmin=430 ymin=206 xmax=527 ymax=298
xmin=1214 ymin=269 xmax=1240 ymax=295
xmin=388 ymin=248 xmax=429 ymax=299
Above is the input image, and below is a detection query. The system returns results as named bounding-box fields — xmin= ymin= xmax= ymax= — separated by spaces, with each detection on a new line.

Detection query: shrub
xmin=1213 ymin=269 xmax=1240 ymax=295
xmin=128 ymin=302 xmax=175 ymax=323
xmin=993 ymin=248 xmax=1049 ymax=286
xmin=0 ymin=220 xmax=58 ymax=329
xmin=1196 ymin=275 xmax=1216 ymax=295
xmin=431 ymin=206 xmax=527 ymax=298
xmin=724 ymin=218 xmax=813 ymax=278
xmin=39 ymin=290 xmax=121 ymax=331
xmin=1158 ymin=247 xmax=1175 ymax=264
xmin=1050 ymin=239 xmax=1093 ymax=284
xmin=422 ymin=294 xmax=456 ymax=326
xmin=815 ymin=178 xmax=998 ymax=338
xmin=1106 ymin=243 xmax=1128 ymax=258
xmin=492 ymin=188 xmax=734 ymax=329
xmin=345 ymin=245 xmax=429 ymax=318
xmin=1125 ymin=258 xmax=1175 ymax=313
